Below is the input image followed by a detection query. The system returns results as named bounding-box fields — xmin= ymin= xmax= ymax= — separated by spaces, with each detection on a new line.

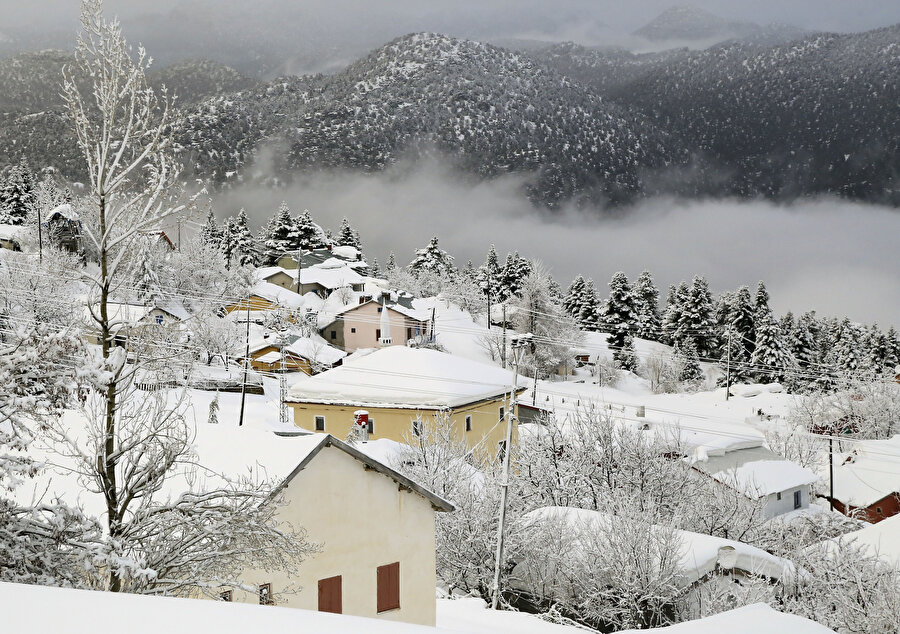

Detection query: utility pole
xmin=725 ymin=328 xmax=732 ymax=401
xmin=492 ymin=336 xmax=525 ymax=610
xmin=501 ymin=304 xmax=507 ymax=369
xmin=294 ymin=247 xmax=303 ymax=294
xmin=238 ymin=295 xmax=251 ymax=427
xmin=431 ymin=305 xmax=437 ymax=343
xmin=36 ymin=204 xmax=43 ymax=263
xmin=486 ymin=272 xmax=492 ymax=330
xmin=829 ymin=436 xmax=835 ymax=512
xmin=279 ymin=335 xmax=289 ymax=426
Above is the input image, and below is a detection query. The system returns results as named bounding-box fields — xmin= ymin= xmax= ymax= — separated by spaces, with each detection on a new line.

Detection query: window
xmin=376 ymin=328 xmax=381 ymax=341
xmin=406 ymin=327 xmax=412 ymax=340
xmin=259 ymin=583 xmax=273 ymax=606
xmin=499 ymin=406 xmax=505 ymax=421
xmin=330 ymin=330 xmax=337 ymax=340
xmin=318 ymin=575 xmax=342 ymax=614
xmin=367 ymin=419 xmax=375 ymax=435
xmin=155 ymin=314 xmax=164 ymax=325
xmin=315 ymin=416 xmax=325 ymax=431
xmin=877 ymin=507 xmax=883 ymax=515
xmin=412 ymin=420 xmax=422 ymax=437
xmin=377 ymin=562 xmax=400 ymax=613
xmin=350 ymin=327 xmax=356 ymax=333
xmin=465 ymin=415 xmax=472 ymax=432
xmin=793 ymin=490 xmax=802 ymax=510
xmin=776 ymin=492 xmax=782 ymax=501
xmin=377 ymin=306 xmax=383 ymax=313
xmin=219 ymin=590 xmax=232 ymax=602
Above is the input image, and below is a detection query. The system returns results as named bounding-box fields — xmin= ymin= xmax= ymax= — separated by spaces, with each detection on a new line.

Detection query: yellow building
xmin=192 ymin=427 xmax=452 ymax=626
xmin=287 ymin=347 xmax=523 ymax=459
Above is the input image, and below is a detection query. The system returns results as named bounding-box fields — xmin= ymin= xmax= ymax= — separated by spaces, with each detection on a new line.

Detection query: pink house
xmin=321 ymin=297 xmax=431 ymax=352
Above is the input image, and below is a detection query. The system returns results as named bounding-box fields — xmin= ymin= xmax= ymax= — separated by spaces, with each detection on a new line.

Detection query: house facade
xmin=287 ymin=347 xmax=522 ymax=459
xmin=229 ymin=434 xmax=453 ymax=626
xmin=322 ymin=300 xmax=429 ymax=352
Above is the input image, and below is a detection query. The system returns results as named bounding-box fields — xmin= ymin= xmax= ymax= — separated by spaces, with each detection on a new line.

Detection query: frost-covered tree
xmin=683 ymin=276 xmax=719 ymax=359
xmin=500 ymin=251 xmax=531 ymax=299
xmin=754 ymin=280 xmax=770 ymax=327
xmin=408 ymin=236 xmax=454 ymax=277
xmin=290 ymin=209 xmax=327 ymax=251
xmin=750 ymin=310 xmax=795 ymax=383
xmin=600 ymin=271 xmax=636 ymax=353
xmin=661 ymin=282 xmax=688 ymax=348
xmin=615 ymin=334 xmax=639 ymax=373
xmin=476 ymin=244 xmax=503 ymax=301
xmin=632 ymin=270 xmax=661 ymax=341
xmin=335 ymin=217 xmax=361 ymax=249
xmin=261 ymin=202 xmax=294 ymax=264
xmin=0 ymin=161 xmax=35 ymax=226
xmin=198 ymin=207 xmax=221 ymax=249
xmin=134 ymin=240 xmax=163 ymax=305
xmin=729 ymin=286 xmax=757 ymax=356
xmin=563 ymin=276 xmax=586 ymax=318
xmin=718 ymin=325 xmax=751 ymax=386
xmin=510 ymin=261 xmax=581 ymax=377
xmin=207 ymin=391 xmax=220 ymax=425
xmin=58 ymin=0 xmax=311 ymax=594
xmin=222 ymin=209 xmax=258 ymax=267
xmin=675 ymin=337 xmax=704 ymax=386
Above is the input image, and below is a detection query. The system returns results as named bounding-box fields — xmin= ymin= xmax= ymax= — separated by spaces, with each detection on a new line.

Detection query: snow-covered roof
xmin=830 ymin=435 xmax=900 ymax=507
xmin=822 ymin=514 xmax=900 ymax=569
xmin=520 ymin=507 xmax=793 ymax=588
xmin=249 ymin=281 xmax=305 ymax=308
xmin=48 ymin=202 xmax=79 ymax=221
xmin=0 ymin=582 xmax=451 ymax=634
xmin=257 ymin=266 xmax=296 ymax=281
xmin=618 ymin=603 xmax=835 ymax=633
xmin=331 ymin=245 xmax=361 ymax=261
xmin=249 ymin=334 xmax=346 ymax=366
xmin=330 ymin=296 xmax=431 ymax=323
xmin=0 ymin=224 xmax=30 ymax=243
xmin=299 ymin=264 xmax=365 ymax=289
xmin=691 ymin=446 xmax=819 ymax=498
xmin=83 ymin=301 xmax=187 ymax=328
xmin=256 ymin=351 xmax=283 ymax=364
xmin=288 ymin=347 xmax=520 ymax=409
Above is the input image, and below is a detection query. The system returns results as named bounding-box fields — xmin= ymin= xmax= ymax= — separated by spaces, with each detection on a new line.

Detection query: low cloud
xmin=212 ymin=160 xmax=900 ymax=328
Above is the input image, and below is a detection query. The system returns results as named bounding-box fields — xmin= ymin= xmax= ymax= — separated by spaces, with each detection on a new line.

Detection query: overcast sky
xmin=2 ymin=0 xmax=898 ymax=41
xmin=212 ymin=161 xmax=900 ymax=329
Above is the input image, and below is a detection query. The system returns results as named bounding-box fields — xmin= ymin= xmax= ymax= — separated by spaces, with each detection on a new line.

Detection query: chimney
xmin=354 ymin=410 xmax=370 ymax=442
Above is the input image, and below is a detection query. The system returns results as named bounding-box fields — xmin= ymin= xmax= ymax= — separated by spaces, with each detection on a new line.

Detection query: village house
xmin=204 ymin=429 xmax=453 ymax=626
xmin=45 ymin=203 xmax=82 ymax=252
xmin=320 ymin=294 xmax=430 ymax=352
xmin=240 ymin=334 xmax=346 ymax=375
xmin=258 ymin=261 xmax=366 ymax=297
xmin=223 ymin=281 xmax=307 ymax=321
xmin=0 ymin=224 xmax=26 ymax=251
xmin=690 ymin=445 xmax=819 ymax=519
xmin=828 ymin=435 xmax=900 ymax=523
xmin=82 ymin=300 xmax=190 ymax=346
xmin=287 ymin=346 xmax=523 ymax=458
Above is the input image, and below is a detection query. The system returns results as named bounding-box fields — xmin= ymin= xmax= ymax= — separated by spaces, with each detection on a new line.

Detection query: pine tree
xmin=754 ymin=281 xmax=771 ymax=328
xmin=462 ymin=259 xmax=476 ymax=281
xmin=0 ymin=162 xmax=35 ymax=226
xmin=198 ymin=208 xmax=221 ymax=249
xmin=135 ymin=243 xmax=162 ymax=305
xmin=500 ymin=251 xmax=531 ymax=299
xmin=408 ymin=236 xmax=454 ymax=277
xmin=682 ymin=276 xmax=719 ymax=359
xmin=578 ymin=279 xmax=600 ymax=332
xmin=730 ymin=286 xmax=756 ymax=356
xmin=262 ymin=202 xmax=294 ymax=264
xmin=222 ymin=209 xmax=258 ymax=268
xmin=662 ymin=282 xmax=690 ymax=348
xmin=792 ymin=312 xmax=818 ymax=370
xmin=290 ymin=210 xmax=326 ymax=251
xmin=831 ymin=318 xmax=866 ymax=374
xmin=386 ymin=252 xmax=396 ymax=272
xmin=884 ymin=326 xmax=900 ymax=372
xmin=601 ymin=272 xmax=636 ymax=353
xmin=676 ymin=337 xmax=704 ymax=385
xmin=563 ymin=276 xmax=586 ymax=320
xmin=718 ymin=326 xmax=751 ymax=385
xmin=750 ymin=310 xmax=795 ymax=383
xmin=477 ymin=245 xmax=503 ymax=301
xmin=336 ymin=217 xmax=360 ymax=249
xmin=632 ymin=270 xmax=661 ymax=341
xmin=614 ymin=334 xmax=639 ymax=373
xmin=370 ymin=257 xmax=382 ymax=278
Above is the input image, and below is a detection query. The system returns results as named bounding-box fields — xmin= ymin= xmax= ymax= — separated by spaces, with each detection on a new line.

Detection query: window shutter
xmin=377 ymin=562 xmax=400 ymax=613
xmin=318 ymin=575 xmax=342 ymax=614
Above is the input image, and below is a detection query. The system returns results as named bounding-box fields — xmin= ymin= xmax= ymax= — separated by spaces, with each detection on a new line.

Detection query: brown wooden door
xmin=318 ymin=575 xmax=342 ymax=614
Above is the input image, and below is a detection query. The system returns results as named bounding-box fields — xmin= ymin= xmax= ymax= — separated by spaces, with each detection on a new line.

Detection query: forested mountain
xmin=176 ymin=32 xmax=677 ymax=207
xmin=535 ymin=25 xmax=900 ymax=203
xmin=2 ymin=26 xmax=898 ymax=208
xmin=633 ymin=5 xmax=805 ymax=46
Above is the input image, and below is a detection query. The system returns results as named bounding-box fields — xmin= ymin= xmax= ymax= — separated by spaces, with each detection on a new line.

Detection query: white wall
xmin=763 ymin=485 xmax=809 ymax=518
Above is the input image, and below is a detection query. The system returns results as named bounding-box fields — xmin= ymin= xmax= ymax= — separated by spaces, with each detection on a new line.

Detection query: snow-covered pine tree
xmin=676 ymin=337 xmax=704 ymax=386
xmin=632 ymin=270 xmax=661 ymax=341
xmin=462 ymin=259 xmax=476 ymax=281
xmin=682 ymin=276 xmax=719 ymax=360
xmin=729 ymin=286 xmax=756 ymax=356
xmin=370 ymin=257 xmax=382 ymax=278
xmin=885 ymin=326 xmax=900 ymax=372
xmin=502 ymin=251 xmax=532 ymax=299
xmin=717 ymin=325 xmax=751 ymax=386
xmin=754 ymin=281 xmax=771 ymax=327
xmin=578 ymin=278 xmax=600 ymax=332
xmin=601 ymin=272 xmax=636 ymax=353
xmin=563 ymin=276 xmax=586 ymax=320
xmin=476 ymin=244 xmax=503 ymax=301
xmin=135 ymin=241 xmax=163 ymax=305
xmin=831 ymin=318 xmax=867 ymax=374
xmin=262 ymin=202 xmax=294 ymax=264
xmin=614 ymin=334 xmax=639 ymax=373
xmin=336 ymin=217 xmax=360 ymax=249
xmin=792 ymin=312 xmax=818 ymax=370
xmin=750 ymin=310 xmax=795 ymax=383
xmin=224 ymin=209 xmax=258 ymax=267
xmin=290 ymin=209 xmax=327 ymax=251
xmin=0 ymin=162 xmax=35 ymax=226
xmin=408 ymin=236 xmax=454 ymax=277
xmin=198 ymin=207 xmax=221 ymax=249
